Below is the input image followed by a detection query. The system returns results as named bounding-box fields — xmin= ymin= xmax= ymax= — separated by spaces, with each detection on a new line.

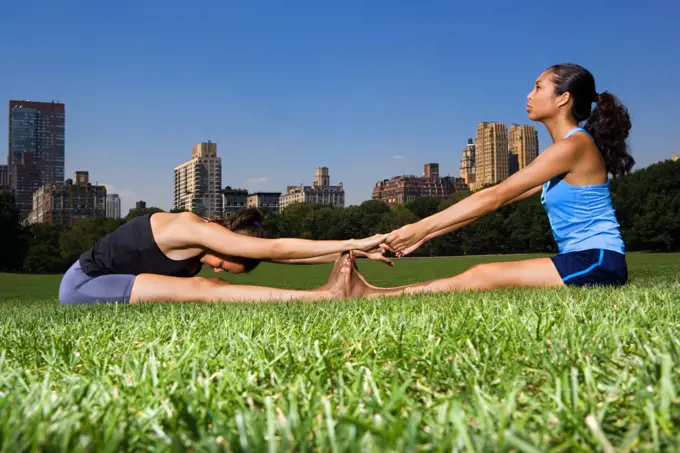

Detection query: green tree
xmin=22 ymin=223 xmax=69 ymax=273
xmin=405 ymin=197 xmax=442 ymax=219
xmin=0 ymin=190 xmax=26 ymax=272
xmin=307 ymin=207 xmax=344 ymax=240
xmin=258 ymin=206 xmax=282 ymax=238
xmin=278 ymin=203 xmax=319 ymax=238
xmin=60 ymin=217 xmax=126 ymax=265
xmin=504 ymin=195 xmax=554 ymax=253
xmin=608 ymin=159 xmax=679 ymax=251
xmin=374 ymin=205 xmax=419 ymax=235
xmin=335 ymin=205 xmax=368 ymax=240
xmin=357 ymin=200 xmax=391 ymax=236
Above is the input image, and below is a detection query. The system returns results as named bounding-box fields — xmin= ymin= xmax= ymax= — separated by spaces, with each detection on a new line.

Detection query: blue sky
xmin=1 ymin=0 xmax=678 ymax=214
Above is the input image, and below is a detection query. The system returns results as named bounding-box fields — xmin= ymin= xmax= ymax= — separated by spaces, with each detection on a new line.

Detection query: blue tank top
xmin=540 ymin=127 xmax=625 ymax=255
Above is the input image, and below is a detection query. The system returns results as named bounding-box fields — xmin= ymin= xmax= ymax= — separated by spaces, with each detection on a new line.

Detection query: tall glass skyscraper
xmin=106 ymin=194 xmax=121 ymax=219
xmin=7 ymin=100 xmax=65 ymax=221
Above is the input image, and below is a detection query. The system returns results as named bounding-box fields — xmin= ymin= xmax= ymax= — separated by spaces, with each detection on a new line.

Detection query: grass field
xmin=1 ymin=252 xmax=679 ymax=452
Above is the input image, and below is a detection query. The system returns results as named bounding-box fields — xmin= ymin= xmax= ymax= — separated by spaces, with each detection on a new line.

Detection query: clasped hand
xmin=352 ymin=221 xmax=429 ymax=264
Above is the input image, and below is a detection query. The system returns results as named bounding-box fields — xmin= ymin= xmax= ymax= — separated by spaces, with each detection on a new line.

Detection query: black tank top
xmin=79 ymin=214 xmax=203 ymax=277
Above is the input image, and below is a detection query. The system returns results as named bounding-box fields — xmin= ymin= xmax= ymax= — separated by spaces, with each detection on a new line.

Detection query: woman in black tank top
xmin=59 ymin=208 xmax=391 ymax=305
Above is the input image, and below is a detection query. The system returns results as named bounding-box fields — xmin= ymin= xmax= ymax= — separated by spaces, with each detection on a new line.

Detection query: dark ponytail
xmin=222 ymin=207 xmax=265 ymax=239
xmin=584 ymin=91 xmax=635 ymax=178
xmin=548 ymin=63 xmax=635 ymax=178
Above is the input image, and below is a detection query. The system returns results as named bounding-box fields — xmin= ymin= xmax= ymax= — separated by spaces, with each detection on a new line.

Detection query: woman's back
xmin=79 ymin=213 xmax=202 ymax=277
xmin=541 ymin=128 xmax=625 ymax=255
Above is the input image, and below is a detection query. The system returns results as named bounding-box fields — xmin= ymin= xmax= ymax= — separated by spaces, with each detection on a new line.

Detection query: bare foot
xmin=318 ymin=253 xmax=351 ymax=299
xmin=317 ymin=253 xmax=349 ymax=291
xmin=347 ymin=256 xmax=378 ymax=298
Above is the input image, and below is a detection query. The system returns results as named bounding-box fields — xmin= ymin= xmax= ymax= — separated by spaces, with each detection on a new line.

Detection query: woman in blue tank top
xmin=348 ymin=63 xmax=635 ymax=297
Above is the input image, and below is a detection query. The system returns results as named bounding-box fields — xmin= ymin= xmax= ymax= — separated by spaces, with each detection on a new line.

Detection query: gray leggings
xmin=59 ymin=260 xmax=136 ymax=305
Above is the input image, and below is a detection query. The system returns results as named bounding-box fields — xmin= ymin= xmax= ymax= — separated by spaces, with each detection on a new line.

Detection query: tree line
xmin=1 ymin=159 xmax=678 ymax=274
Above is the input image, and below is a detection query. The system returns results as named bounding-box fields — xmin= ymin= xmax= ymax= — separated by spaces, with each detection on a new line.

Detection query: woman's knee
xmin=59 ymin=289 xmax=77 ymax=305
xmin=416 ymin=263 xmax=493 ymax=293
xmin=191 ymin=276 xmax=226 ymax=289
xmin=465 ymin=263 xmax=494 ymax=278
xmin=188 ymin=277 xmax=230 ymax=298
xmin=434 ymin=263 xmax=502 ymax=291
xmin=59 ymin=261 xmax=88 ymax=304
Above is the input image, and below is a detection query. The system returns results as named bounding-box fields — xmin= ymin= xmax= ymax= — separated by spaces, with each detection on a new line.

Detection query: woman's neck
xmin=543 ymin=116 xmax=579 ymax=143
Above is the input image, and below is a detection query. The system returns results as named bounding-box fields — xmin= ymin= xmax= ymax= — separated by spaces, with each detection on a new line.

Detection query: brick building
xmin=372 ymin=163 xmax=469 ymax=205
xmin=28 ymin=171 xmax=106 ymax=226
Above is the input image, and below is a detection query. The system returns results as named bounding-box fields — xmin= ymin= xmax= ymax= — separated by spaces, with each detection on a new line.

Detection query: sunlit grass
xmin=0 ymin=253 xmax=679 ymax=451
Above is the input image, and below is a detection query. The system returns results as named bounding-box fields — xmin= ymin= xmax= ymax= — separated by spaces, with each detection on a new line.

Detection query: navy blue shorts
xmin=59 ymin=260 xmax=136 ymax=305
xmin=551 ymin=249 xmax=628 ymax=287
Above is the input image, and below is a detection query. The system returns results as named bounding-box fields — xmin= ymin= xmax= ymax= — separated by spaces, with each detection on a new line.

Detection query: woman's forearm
xmin=242 ymin=237 xmax=359 ymax=260
xmin=421 ymin=218 xmax=477 ymax=242
xmin=421 ymin=185 xmax=542 ymax=241
xmin=272 ymin=253 xmax=341 ymax=264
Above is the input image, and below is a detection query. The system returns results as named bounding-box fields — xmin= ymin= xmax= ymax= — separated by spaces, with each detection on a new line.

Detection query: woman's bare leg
xmin=348 ymin=257 xmax=564 ymax=298
xmin=129 ymin=253 xmax=352 ymax=304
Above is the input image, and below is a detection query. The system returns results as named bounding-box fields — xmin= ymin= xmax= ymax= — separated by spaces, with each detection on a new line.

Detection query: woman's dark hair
xmin=548 ymin=63 xmax=635 ymax=178
xmin=213 ymin=207 xmax=265 ymax=272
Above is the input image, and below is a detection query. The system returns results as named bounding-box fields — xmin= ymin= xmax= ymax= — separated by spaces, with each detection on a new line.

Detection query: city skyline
xmin=1 ymin=2 xmax=678 ymax=214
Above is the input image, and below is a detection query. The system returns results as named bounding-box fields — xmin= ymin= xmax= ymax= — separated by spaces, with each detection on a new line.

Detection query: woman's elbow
xmin=269 ymin=240 xmax=290 ymax=259
xmin=482 ymin=187 xmax=505 ymax=212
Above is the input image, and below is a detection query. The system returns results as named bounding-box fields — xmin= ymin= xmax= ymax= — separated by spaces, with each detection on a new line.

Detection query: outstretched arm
xmin=393 ymin=185 xmax=543 ymax=257
xmin=270 ymin=248 xmax=394 ymax=266
xmin=386 ymin=139 xmax=578 ymax=252
xmin=417 ymin=185 xmax=542 ymax=242
xmin=179 ymin=213 xmax=387 ymax=260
